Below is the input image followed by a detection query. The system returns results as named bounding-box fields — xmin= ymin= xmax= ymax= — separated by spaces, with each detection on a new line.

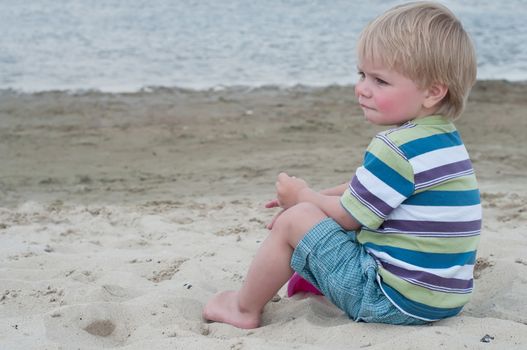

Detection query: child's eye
xmin=357 ymin=71 xmax=365 ymax=80
xmin=375 ymin=77 xmax=388 ymax=85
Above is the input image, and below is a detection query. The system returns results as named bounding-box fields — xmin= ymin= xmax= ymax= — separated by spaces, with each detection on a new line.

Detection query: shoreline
xmin=1 ymin=79 xmax=527 ymax=96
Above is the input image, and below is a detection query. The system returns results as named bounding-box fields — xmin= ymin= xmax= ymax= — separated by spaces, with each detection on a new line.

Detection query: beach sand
xmin=1 ymin=81 xmax=526 ymax=349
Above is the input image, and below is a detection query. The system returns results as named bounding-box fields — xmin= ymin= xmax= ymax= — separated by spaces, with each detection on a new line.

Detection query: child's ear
xmin=423 ymin=83 xmax=448 ymax=109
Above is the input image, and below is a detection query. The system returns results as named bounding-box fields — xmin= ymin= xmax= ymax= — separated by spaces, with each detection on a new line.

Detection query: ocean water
xmin=1 ymin=0 xmax=526 ymax=92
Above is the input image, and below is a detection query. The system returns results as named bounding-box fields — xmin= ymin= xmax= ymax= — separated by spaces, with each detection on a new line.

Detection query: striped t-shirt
xmin=341 ymin=115 xmax=481 ymax=321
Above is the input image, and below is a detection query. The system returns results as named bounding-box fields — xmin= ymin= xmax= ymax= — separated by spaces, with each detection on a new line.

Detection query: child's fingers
xmin=264 ymin=199 xmax=279 ymax=208
xmin=266 ymin=209 xmax=284 ymax=230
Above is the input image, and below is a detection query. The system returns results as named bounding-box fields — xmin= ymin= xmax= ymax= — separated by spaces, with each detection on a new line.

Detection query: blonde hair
xmin=357 ymin=1 xmax=477 ymax=119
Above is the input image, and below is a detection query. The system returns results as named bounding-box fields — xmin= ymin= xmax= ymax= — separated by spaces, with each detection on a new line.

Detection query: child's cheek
xmin=375 ymin=95 xmax=397 ymax=113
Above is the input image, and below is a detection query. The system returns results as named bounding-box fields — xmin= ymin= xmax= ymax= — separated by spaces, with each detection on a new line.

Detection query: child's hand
xmin=264 ymin=199 xmax=283 ymax=230
xmin=264 ymin=199 xmax=280 ymax=209
xmin=275 ymin=172 xmax=308 ymax=209
xmin=266 ymin=209 xmax=284 ymax=230
xmin=265 ymin=199 xmax=285 ymax=230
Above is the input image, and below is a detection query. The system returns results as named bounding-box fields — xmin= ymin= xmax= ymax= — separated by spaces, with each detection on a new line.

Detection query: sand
xmin=1 ymin=81 xmax=526 ymax=349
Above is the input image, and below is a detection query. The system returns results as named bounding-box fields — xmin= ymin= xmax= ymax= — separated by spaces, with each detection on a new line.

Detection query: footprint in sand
xmin=84 ymin=319 xmax=116 ymax=337
xmin=44 ymin=302 xmax=133 ymax=348
xmin=474 ymin=257 xmax=495 ymax=279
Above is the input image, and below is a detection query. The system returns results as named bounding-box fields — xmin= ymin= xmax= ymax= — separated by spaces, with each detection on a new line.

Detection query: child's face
xmin=355 ymin=60 xmax=430 ymax=126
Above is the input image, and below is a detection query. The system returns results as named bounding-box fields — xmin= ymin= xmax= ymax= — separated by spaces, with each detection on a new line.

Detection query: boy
xmin=203 ymin=1 xmax=481 ymax=328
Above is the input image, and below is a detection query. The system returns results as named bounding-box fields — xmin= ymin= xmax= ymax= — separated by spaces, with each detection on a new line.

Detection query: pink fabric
xmin=287 ymin=272 xmax=323 ymax=297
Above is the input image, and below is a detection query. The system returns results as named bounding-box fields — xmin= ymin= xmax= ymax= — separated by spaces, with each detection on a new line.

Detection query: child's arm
xmin=297 ymin=187 xmax=359 ymax=231
xmin=265 ymin=182 xmax=348 ymax=208
xmin=319 ymin=183 xmax=349 ymax=196
xmin=275 ymin=173 xmax=359 ymax=231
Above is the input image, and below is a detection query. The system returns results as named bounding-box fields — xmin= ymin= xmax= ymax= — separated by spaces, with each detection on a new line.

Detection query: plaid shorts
xmin=290 ymin=218 xmax=427 ymax=325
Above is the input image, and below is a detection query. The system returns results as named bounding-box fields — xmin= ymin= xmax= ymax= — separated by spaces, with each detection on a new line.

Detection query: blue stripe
xmin=403 ymin=190 xmax=480 ymax=206
xmin=400 ymin=131 xmax=462 ymax=159
xmin=380 ymin=282 xmax=463 ymax=321
xmin=363 ymin=152 xmax=414 ymax=197
xmin=364 ymin=242 xmax=476 ymax=268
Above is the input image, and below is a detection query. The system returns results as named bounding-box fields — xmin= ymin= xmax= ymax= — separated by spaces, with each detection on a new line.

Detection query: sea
xmin=1 ymin=0 xmax=526 ymax=92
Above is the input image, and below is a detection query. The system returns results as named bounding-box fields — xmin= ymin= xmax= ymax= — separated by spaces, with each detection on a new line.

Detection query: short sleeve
xmin=340 ymin=134 xmax=415 ymax=229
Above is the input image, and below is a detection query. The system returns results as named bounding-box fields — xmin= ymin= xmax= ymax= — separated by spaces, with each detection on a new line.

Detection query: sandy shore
xmin=1 ymin=81 xmax=526 ymax=349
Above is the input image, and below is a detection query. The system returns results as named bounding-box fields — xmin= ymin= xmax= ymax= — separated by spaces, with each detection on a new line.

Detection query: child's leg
xmin=202 ymin=202 xmax=327 ymax=329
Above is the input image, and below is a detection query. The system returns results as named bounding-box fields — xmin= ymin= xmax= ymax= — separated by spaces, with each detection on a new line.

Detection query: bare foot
xmin=202 ymin=291 xmax=260 ymax=329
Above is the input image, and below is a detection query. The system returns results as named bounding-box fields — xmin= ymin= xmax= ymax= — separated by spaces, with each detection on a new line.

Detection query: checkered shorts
xmin=290 ymin=218 xmax=427 ymax=325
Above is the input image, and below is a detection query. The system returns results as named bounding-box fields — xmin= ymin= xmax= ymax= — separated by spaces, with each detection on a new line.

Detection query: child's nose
xmin=355 ymin=80 xmax=371 ymax=98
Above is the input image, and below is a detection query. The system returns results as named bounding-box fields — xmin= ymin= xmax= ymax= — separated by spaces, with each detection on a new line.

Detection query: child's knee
xmin=292 ymin=202 xmax=325 ymax=218
xmin=277 ymin=202 xmax=318 ymax=221
xmin=274 ymin=203 xmax=327 ymax=236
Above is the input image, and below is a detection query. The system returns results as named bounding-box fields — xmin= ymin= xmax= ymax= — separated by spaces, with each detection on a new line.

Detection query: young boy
xmin=203 ymin=1 xmax=481 ymax=328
